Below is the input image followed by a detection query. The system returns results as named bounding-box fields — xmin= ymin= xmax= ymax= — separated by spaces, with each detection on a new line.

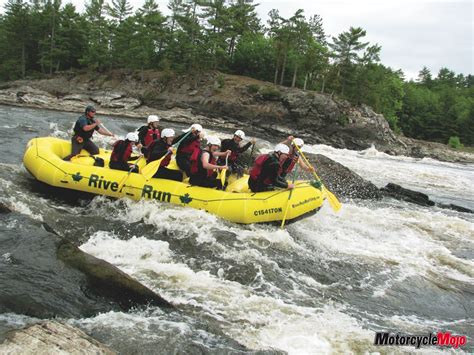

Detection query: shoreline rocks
xmin=1 ymin=69 xmax=472 ymax=164
xmin=0 ymin=321 xmax=115 ymax=355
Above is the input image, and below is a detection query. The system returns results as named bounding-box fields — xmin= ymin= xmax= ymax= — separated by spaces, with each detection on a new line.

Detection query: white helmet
xmin=293 ymin=138 xmax=304 ymax=147
xmin=161 ymin=128 xmax=175 ymax=138
xmin=234 ymin=130 xmax=245 ymax=139
xmin=147 ymin=115 xmax=160 ymax=124
xmin=191 ymin=123 xmax=202 ymax=132
xmin=274 ymin=143 xmax=290 ymax=154
xmin=126 ymin=132 xmax=139 ymax=142
xmin=207 ymin=136 xmax=221 ymax=146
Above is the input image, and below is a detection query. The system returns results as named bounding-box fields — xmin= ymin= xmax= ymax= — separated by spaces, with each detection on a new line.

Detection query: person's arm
xmin=297 ymin=156 xmax=314 ymax=172
xmin=202 ymin=152 xmax=226 ymax=170
xmin=97 ymin=126 xmax=114 ymax=136
xmin=279 ymin=136 xmax=294 ymax=145
xmin=213 ymin=150 xmax=231 ymax=157
xmin=238 ymin=141 xmax=252 ymax=153
xmin=268 ymin=160 xmax=289 ymax=189
xmin=80 ymin=117 xmax=99 ymax=132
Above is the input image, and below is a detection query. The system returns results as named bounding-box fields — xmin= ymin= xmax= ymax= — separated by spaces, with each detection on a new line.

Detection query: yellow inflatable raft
xmin=23 ymin=137 xmax=325 ymax=224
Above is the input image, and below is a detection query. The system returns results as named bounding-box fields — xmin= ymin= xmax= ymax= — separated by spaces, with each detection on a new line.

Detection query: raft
xmin=23 ymin=137 xmax=325 ymax=224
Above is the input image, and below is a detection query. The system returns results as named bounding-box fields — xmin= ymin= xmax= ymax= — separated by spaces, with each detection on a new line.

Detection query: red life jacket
xmin=284 ymin=152 xmax=299 ymax=174
xmin=111 ymin=140 xmax=132 ymax=162
xmin=179 ymin=137 xmax=201 ymax=163
xmin=229 ymin=150 xmax=239 ymax=162
xmin=144 ymin=128 xmax=160 ymax=147
xmin=191 ymin=149 xmax=216 ymax=177
xmin=249 ymin=154 xmax=272 ymax=185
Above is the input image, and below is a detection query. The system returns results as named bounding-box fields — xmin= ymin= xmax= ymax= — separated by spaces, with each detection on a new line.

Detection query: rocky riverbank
xmin=0 ymin=69 xmax=472 ymax=163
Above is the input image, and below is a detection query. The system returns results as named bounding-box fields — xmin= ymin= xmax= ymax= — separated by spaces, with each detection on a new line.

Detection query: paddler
xmin=109 ymin=132 xmax=142 ymax=172
xmin=217 ymin=129 xmax=255 ymax=177
xmin=189 ymin=136 xmax=229 ymax=189
xmin=146 ymin=128 xmax=183 ymax=181
xmin=279 ymin=136 xmax=314 ymax=178
xmin=248 ymin=143 xmax=294 ymax=192
xmin=137 ymin=114 xmax=161 ymax=156
xmin=64 ymin=105 xmax=115 ymax=160
xmin=175 ymin=123 xmax=204 ymax=177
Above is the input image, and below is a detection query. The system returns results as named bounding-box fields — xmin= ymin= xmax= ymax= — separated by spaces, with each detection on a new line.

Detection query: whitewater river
xmin=0 ymin=105 xmax=472 ymax=353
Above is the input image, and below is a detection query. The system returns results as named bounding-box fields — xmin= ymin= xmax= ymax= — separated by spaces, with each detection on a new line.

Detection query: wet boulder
xmin=305 ymin=153 xmax=382 ymax=200
xmin=0 ymin=321 xmax=115 ymax=354
xmin=380 ymin=183 xmax=435 ymax=207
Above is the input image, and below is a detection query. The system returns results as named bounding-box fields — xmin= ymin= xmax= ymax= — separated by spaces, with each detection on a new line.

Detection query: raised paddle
xmin=280 ymin=164 xmax=298 ymax=229
xmin=141 ymin=130 xmax=192 ymax=181
xmin=293 ymin=143 xmax=341 ymax=212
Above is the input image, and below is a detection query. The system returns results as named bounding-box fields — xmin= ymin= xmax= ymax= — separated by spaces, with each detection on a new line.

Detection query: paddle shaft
xmin=280 ymin=164 xmax=299 ymax=229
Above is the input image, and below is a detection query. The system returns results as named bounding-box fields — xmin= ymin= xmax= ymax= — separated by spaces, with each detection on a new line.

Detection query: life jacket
xmin=147 ymin=139 xmax=172 ymax=167
xmin=179 ymin=136 xmax=201 ymax=163
xmin=139 ymin=125 xmax=160 ymax=147
xmin=191 ymin=149 xmax=216 ymax=177
xmin=229 ymin=150 xmax=239 ymax=162
xmin=249 ymin=154 xmax=272 ymax=185
xmin=111 ymin=140 xmax=132 ymax=162
xmin=73 ymin=115 xmax=95 ymax=140
xmin=283 ymin=152 xmax=299 ymax=174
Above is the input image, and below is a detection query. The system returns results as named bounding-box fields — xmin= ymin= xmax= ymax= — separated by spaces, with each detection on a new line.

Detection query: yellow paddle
xmin=219 ymin=153 xmax=229 ymax=188
xmin=141 ymin=151 xmax=171 ymax=181
xmin=117 ymin=155 xmax=143 ymax=192
xmin=293 ymin=143 xmax=341 ymax=212
xmin=280 ymin=164 xmax=299 ymax=229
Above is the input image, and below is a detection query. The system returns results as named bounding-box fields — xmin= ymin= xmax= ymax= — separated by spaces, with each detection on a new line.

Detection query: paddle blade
xmin=141 ymin=159 xmax=162 ymax=181
xmin=220 ymin=168 xmax=226 ymax=187
xmin=324 ymin=187 xmax=342 ymax=212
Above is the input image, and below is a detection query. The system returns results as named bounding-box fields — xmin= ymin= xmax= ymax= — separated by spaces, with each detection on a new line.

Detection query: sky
xmin=1 ymin=0 xmax=472 ymax=79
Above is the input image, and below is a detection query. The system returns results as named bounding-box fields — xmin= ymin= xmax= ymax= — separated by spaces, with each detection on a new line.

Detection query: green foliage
xmin=247 ymin=84 xmax=260 ymax=94
xmin=0 ymin=0 xmax=471 ymax=146
xmin=259 ymin=86 xmax=281 ymax=100
xmin=448 ymin=136 xmax=463 ymax=149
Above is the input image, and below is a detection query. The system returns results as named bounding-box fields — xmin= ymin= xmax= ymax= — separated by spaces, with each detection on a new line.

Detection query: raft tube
xmin=23 ymin=137 xmax=324 ymax=224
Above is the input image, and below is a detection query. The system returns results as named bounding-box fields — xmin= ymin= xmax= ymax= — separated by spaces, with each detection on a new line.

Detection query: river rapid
xmin=0 ymin=105 xmax=473 ymax=354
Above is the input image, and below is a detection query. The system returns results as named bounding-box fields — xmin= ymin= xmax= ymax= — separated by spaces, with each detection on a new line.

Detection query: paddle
xmin=141 ymin=130 xmax=192 ymax=181
xmin=219 ymin=153 xmax=229 ymax=188
xmin=117 ymin=155 xmax=144 ymax=192
xmin=293 ymin=143 xmax=341 ymax=212
xmin=280 ymin=164 xmax=299 ymax=229
xmin=247 ymin=141 xmax=255 ymax=168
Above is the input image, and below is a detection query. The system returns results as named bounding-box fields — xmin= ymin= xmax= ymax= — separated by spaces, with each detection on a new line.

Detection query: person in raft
xmin=137 ymin=114 xmax=161 ymax=156
xmin=279 ymin=136 xmax=314 ymax=179
xmin=175 ymin=123 xmax=204 ymax=177
xmin=248 ymin=143 xmax=294 ymax=193
xmin=188 ymin=136 xmax=229 ymax=190
xmin=217 ymin=129 xmax=256 ymax=177
xmin=146 ymin=128 xmax=183 ymax=182
xmin=109 ymin=132 xmax=142 ymax=173
xmin=64 ymin=105 xmax=115 ymax=160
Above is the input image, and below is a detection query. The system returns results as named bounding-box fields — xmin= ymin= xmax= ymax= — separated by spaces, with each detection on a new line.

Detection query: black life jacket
xmin=147 ymin=139 xmax=172 ymax=167
xmin=73 ymin=115 xmax=96 ymax=140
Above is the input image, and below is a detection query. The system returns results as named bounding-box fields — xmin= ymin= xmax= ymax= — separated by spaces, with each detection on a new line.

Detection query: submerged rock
xmin=381 ymin=183 xmax=435 ymax=207
xmin=0 ymin=320 xmax=115 ymax=354
xmin=57 ymin=238 xmax=174 ymax=310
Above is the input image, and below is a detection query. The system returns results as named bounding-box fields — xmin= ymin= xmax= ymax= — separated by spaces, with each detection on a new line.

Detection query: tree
xmin=106 ymin=0 xmax=132 ymax=24
xmin=329 ymin=26 xmax=369 ymax=95
xmin=80 ymin=0 xmax=109 ymax=69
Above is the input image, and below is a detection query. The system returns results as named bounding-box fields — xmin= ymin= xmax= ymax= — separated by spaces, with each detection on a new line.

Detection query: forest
xmin=0 ymin=0 xmax=472 ymax=146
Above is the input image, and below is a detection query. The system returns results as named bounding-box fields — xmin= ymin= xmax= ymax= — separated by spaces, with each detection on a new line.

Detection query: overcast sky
xmin=1 ymin=0 xmax=472 ymax=79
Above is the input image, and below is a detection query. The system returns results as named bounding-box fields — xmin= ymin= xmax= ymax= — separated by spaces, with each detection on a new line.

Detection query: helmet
xmin=293 ymin=138 xmax=304 ymax=147
xmin=234 ymin=130 xmax=245 ymax=139
xmin=207 ymin=136 xmax=221 ymax=146
xmin=161 ymin=128 xmax=175 ymax=138
xmin=274 ymin=143 xmax=290 ymax=154
xmin=85 ymin=105 xmax=96 ymax=114
xmin=126 ymin=132 xmax=139 ymax=142
xmin=191 ymin=123 xmax=202 ymax=132
xmin=147 ymin=115 xmax=160 ymax=124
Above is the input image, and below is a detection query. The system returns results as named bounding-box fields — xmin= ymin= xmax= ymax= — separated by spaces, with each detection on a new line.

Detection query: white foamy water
xmin=304 ymin=144 xmax=474 ymax=209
